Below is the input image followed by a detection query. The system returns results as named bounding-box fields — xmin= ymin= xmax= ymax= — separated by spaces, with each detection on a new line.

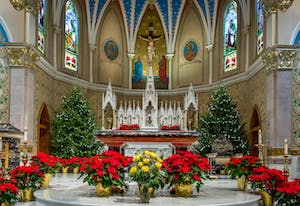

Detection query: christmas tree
xmin=193 ymin=84 xmax=248 ymax=155
xmin=51 ymin=87 xmax=103 ymax=158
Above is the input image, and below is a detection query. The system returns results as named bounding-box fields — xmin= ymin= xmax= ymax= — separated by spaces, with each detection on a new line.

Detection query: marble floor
xmin=14 ymin=174 xmax=261 ymax=206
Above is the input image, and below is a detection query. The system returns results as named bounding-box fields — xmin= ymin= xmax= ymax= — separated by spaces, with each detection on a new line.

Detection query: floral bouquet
xmin=0 ymin=176 xmax=19 ymax=205
xmin=128 ymin=150 xmax=164 ymax=190
xmin=248 ymin=166 xmax=287 ymax=197
xmin=9 ymin=165 xmax=44 ymax=190
xmin=162 ymin=151 xmax=211 ymax=192
xmin=31 ymin=152 xmax=60 ymax=174
xmin=276 ymin=179 xmax=300 ymax=206
xmin=225 ymin=155 xmax=262 ymax=179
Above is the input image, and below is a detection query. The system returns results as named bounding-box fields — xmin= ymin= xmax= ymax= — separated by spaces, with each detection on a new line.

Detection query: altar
xmin=96 ymin=130 xmax=199 ymax=153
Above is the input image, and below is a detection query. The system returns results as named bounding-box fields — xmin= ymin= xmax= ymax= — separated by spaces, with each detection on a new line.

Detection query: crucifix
xmin=138 ymin=23 xmax=164 ymax=62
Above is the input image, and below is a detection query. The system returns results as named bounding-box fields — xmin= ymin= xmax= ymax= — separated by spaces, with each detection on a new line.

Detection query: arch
xmin=0 ymin=16 xmax=13 ymax=43
xmin=249 ymin=105 xmax=262 ymax=156
xmin=37 ymin=103 xmax=51 ymax=154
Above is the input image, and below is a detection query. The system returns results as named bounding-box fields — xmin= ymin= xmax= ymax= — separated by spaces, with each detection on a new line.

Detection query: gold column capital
xmin=261 ymin=0 xmax=294 ymax=18
xmin=10 ymin=0 xmax=40 ymax=16
xmin=262 ymin=45 xmax=297 ymax=71
xmin=4 ymin=45 xmax=39 ymax=69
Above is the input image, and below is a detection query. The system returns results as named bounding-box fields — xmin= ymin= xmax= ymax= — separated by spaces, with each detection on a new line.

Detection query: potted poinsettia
xmin=225 ymin=155 xmax=262 ymax=190
xmin=249 ymin=166 xmax=287 ymax=206
xmin=79 ymin=154 xmax=129 ymax=197
xmin=0 ymin=176 xmax=19 ymax=205
xmin=277 ymin=179 xmax=300 ymax=206
xmin=162 ymin=151 xmax=211 ymax=197
xmin=9 ymin=165 xmax=44 ymax=202
xmin=69 ymin=156 xmax=83 ymax=173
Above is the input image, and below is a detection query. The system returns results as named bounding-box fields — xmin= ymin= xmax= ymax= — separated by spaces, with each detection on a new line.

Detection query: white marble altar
xmin=120 ymin=142 xmax=175 ymax=158
xmin=30 ymin=174 xmax=261 ymax=206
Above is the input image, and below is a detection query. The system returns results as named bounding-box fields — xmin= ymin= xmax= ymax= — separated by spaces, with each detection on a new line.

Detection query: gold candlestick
xmin=21 ymin=140 xmax=29 ymax=166
xmin=283 ymin=154 xmax=290 ymax=178
xmin=255 ymin=143 xmax=265 ymax=165
xmin=4 ymin=142 xmax=9 ymax=169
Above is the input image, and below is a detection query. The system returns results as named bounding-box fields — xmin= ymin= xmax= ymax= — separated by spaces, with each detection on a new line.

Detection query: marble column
xmin=128 ymin=53 xmax=135 ymax=89
xmin=242 ymin=26 xmax=250 ymax=71
xmin=25 ymin=11 xmax=37 ymax=45
xmin=53 ymin=26 xmax=61 ymax=70
xmin=166 ymin=54 xmax=174 ymax=89
xmin=206 ymin=44 xmax=213 ymax=84
xmin=89 ymin=44 xmax=96 ymax=83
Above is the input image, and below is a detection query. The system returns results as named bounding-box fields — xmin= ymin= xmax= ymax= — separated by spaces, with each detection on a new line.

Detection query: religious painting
xmin=183 ymin=41 xmax=198 ymax=61
xmin=37 ymin=0 xmax=46 ymax=53
xmin=133 ymin=5 xmax=167 ymax=90
xmin=256 ymin=0 xmax=264 ymax=55
xmin=104 ymin=40 xmax=118 ymax=61
xmin=64 ymin=0 xmax=79 ymax=71
xmin=223 ymin=0 xmax=237 ymax=72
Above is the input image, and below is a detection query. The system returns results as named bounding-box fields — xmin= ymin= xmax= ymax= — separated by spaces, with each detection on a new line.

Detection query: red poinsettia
xmin=79 ymin=153 xmax=129 ymax=188
xmin=118 ymin=124 xmax=140 ymax=130
xmin=249 ymin=166 xmax=287 ymax=197
xmin=31 ymin=152 xmax=61 ymax=174
xmin=276 ymin=180 xmax=300 ymax=205
xmin=0 ymin=182 xmax=19 ymax=205
xmin=162 ymin=151 xmax=211 ymax=192
xmin=10 ymin=165 xmax=44 ymax=190
xmin=225 ymin=155 xmax=262 ymax=179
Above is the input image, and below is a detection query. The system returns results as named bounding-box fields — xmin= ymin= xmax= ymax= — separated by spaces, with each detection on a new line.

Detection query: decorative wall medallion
xmin=104 ymin=40 xmax=118 ymax=61
xmin=183 ymin=41 xmax=198 ymax=61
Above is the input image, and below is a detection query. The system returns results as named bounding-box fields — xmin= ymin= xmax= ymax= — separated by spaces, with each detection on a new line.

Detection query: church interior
xmin=0 ymin=0 xmax=300 ymax=205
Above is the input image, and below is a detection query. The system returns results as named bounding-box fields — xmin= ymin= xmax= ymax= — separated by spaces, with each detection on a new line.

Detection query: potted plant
xmin=225 ymin=155 xmax=262 ymax=190
xmin=277 ymin=179 xmax=300 ymax=206
xmin=0 ymin=176 xmax=19 ymax=206
xmin=9 ymin=165 xmax=44 ymax=202
xmin=128 ymin=150 xmax=164 ymax=203
xmin=162 ymin=151 xmax=211 ymax=197
xmin=31 ymin=152 xmax=60 ymax=188
xmin=248 ymin=166 xmax=287 ymax=206
xmin=79 ymin=155 xmax=128 ymax=197
xmin=69 ymin=156 xmax=83 ymax=174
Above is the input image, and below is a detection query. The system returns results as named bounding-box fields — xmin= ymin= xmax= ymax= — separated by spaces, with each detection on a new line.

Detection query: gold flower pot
xmin=42 ymin=173 xmax=51 ymax=188
xmin=259 ymin=191 xmax=274 ymax=206
xmin=21 ymin=188 xmax=34 ymax=202
xmin=237 ymin=175 xmax=248 ymax=191
xmin=62 ymin=167 xmax=69 ymax=174
xmin=1 ymin=201 xmax=9 ymax=206
xmin=95 ymin=183 xmax=112 ymax=197
xmin=73 ymin=167 xmax=79 ymax=174
xmin=175 ymin=184 xmax=193 ymax=197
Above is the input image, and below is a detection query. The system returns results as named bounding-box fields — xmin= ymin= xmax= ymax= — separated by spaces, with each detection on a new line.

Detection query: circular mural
xmin=183 ymin=41 xmax=198 ymax=61
xmin=104 ymin=40 xmax=118 ymax=61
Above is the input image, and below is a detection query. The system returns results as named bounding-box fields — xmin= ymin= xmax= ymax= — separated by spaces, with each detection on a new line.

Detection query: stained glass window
xmin=65 ymin=0 xmax=79 ymax=71
xmin=223 ymin=0 xmax=237 ymax=72
xmin=256 ymin=0 xmax=264 ymax=55
xmin=37 ymin=0 xmax=46 ymax=53
xmin=0 ymin=23 xmax=9 ymax=46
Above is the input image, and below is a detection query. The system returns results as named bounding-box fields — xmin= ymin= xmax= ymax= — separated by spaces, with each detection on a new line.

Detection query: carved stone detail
xmin=0 ymin=49 xmax=9 ymax=123
xmin=261 ymin=0 xmax=294 ymax=18
xmin=9 ymin=0 xmax=39 ymax=16
xmin=4 ymin=46 xmax=39 ymax=69
xmin=262 ymin=46 xmax=297 ymax=71
xmin=292 ymin=52 xmax=300 ymax=147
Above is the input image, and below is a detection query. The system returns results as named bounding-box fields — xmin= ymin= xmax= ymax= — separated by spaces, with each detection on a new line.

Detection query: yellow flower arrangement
xmin=128 ymin=150 xmax=164 ymax=190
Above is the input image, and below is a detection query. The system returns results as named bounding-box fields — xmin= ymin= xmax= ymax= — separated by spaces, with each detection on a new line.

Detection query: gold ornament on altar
xmin=261 ymin=0 xmax=294 ymax=18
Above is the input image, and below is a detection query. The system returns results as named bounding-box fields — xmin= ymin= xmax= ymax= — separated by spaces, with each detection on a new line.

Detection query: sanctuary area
xmin=0 ymin=0 xmax=300 ymax=205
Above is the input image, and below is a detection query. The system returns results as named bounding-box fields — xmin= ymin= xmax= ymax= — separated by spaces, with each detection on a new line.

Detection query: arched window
xmin=65 ymin=0 xmax=79 ymax=71
xmin=256 ymin=0 xmax=264 ymax=55
xmin=37 ymin=0 xmax=47 ymax=53
xmin=223 ymin=0 xmax=238 ymax=72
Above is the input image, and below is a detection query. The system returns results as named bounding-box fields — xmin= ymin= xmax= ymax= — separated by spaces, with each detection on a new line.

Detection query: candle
xmin=258 ymin=129 xmax=262 ymax=145
xmin=4 ymin=141 xmax=9 ymax=169
xmin=24 ymin=128 xmax=27 ymax=142
xmin=284 ymin=139 xmax=288 ymax=155
xmin=0 ymin=137 xmax=2 ymax=152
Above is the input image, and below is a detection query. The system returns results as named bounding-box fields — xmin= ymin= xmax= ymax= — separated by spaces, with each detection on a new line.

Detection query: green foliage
xmin=193 ymin=84 xmax=248 ymax=155
xmin=51 ymin=87 xmax=103 ymax=158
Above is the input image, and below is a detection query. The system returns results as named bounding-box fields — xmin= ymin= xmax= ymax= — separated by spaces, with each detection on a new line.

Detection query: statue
xmin=159 ymin=55 xmax=167 ymax=83
xmin=132 ymin=56 xmax=143 ymax=83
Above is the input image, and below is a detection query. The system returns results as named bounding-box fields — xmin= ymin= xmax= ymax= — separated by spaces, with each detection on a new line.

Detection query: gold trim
xmin=9 ymin=0 xmax=39 ymax=16
xmin=261 ymin=0 xmax=294 ymax=18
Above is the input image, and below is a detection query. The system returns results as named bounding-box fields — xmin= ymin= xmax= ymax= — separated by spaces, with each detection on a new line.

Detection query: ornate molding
xmin=292 ymin=51 xmax=300 ymax=147
xmin=262 ymin=46 xmax=297 ymax=71
xmin=0 ymin=49 xmax=9 ymax=123
xmin=261 ymin=0 xmax=294 ymax=18
xmin=4 ymin=45 xmax=39 ymax=69
xmin=9 ymin=0 xmax=39 ymax=16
